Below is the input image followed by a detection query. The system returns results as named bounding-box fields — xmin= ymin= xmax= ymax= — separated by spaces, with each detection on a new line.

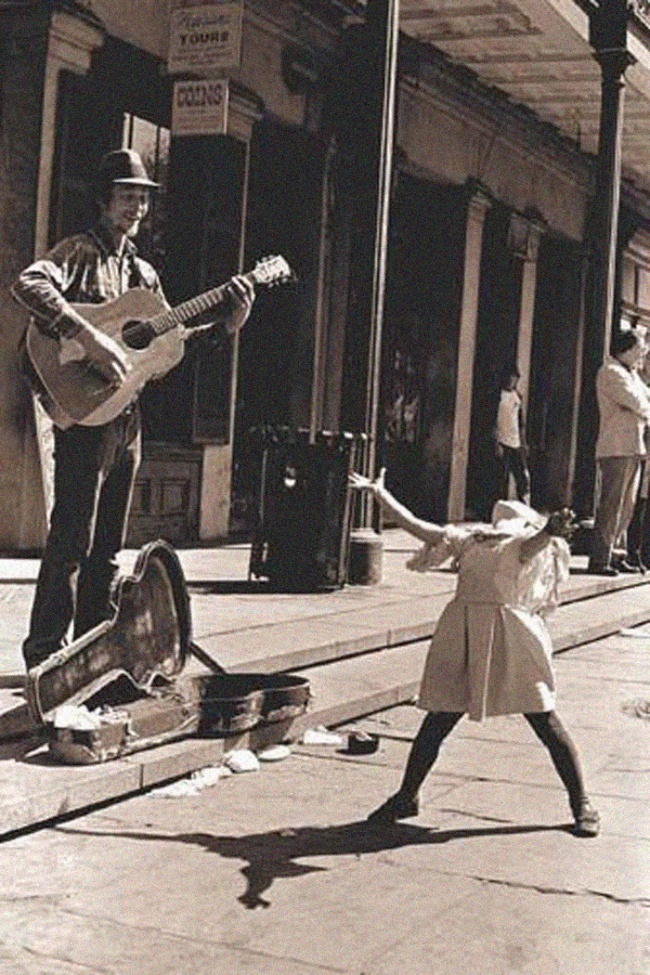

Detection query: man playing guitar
xmin=12 ymin=149 xmax=255 ymax=670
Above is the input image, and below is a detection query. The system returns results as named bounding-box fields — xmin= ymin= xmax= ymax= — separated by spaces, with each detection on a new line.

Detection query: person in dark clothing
xmin=13 ymin=149 xmax=255 ymax=670
xmin=494 ymin=366 xmax=530 ymax=504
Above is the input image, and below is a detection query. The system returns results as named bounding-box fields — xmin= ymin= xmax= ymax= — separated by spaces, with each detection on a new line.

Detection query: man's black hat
xmin=97 ymin=149 xmax=159 ymax=195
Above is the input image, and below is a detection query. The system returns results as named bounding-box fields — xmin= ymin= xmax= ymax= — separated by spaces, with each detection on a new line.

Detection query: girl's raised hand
xmin=349 ymin=467 xmax=387 ymax=493
xmin=349 ymin=471 xmax=373 ymax=491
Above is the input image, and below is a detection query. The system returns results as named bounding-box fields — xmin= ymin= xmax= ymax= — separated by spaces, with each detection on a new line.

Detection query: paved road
xmin=0 ymin=626 xmax=648 ymax=975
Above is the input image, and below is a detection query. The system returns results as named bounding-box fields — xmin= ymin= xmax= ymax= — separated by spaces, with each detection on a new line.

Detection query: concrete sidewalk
xmin=0 ymin=532 xmax=448 ymax=679
xmin=0 ymin=624 xmax=647 ymax=975
xmin=2 ymin=530 xmax=650 ymax=839
xmin=0 ymin=530 xmax=645 ymax=679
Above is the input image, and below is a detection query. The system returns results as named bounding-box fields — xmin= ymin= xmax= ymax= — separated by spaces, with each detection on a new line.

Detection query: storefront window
xmin=122 ymin=113 xmax=170 ymax=272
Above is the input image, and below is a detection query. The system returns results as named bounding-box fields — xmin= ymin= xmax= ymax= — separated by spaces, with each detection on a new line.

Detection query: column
xmin=198 ymin=88 xmax=263 ymax=540
xmin=362 ymin=0 xmax=401 ymax=520
xmin=575 ymin=2 xmax=634 ymax=515
xmin=515 ymin=220 xmax=544 ymax=411
xmin=590 ymin=48 xmax=634 ymax=357
xmin=32 ymin=10 xmax=103 ymax=531
xmin=35 ymin=10 xmax=104 ymax=258
xmin=447 ymin=186 xmax=491 ymax=522
xmin=333 ymin=0 xmax=399 ymax=490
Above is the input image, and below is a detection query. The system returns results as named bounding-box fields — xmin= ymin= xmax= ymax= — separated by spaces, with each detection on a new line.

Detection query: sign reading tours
xmin=168 ymin=1 xmax=243 ymax=74
xmin=172 ymin=79 xmax=229 ymax=136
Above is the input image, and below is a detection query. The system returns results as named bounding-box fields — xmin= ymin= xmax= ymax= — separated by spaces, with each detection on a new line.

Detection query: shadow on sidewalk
xmin=188 ymin=580 xmax=272 ymax=595
xmin=188 ymin=580 xmax=347 ymax=595
xmin=58 ymin=819 xmax=569 ymax=909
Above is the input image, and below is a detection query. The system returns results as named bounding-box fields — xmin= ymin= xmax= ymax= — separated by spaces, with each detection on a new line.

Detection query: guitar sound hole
xmin=122 ymin=319 xmax=155 ymax=350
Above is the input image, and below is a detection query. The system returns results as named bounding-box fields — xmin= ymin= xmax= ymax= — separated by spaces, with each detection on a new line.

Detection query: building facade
xmin=2 ymin=0 xmax=650 ymax=549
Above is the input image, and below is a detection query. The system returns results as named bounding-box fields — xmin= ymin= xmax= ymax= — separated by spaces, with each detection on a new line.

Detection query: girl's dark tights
xmin=398 ymin=709 xmax=587 ymax=815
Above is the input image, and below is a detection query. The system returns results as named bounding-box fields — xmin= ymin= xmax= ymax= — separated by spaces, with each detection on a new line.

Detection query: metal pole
xmin=362 ymin=0 xmax=400 ymax=525
xmin=574 ymin=0 xmax=634 ymax=515
xmin=310 ymin=139 xmax=336 ymax=444
xmin=591 ymin=48 xmax=633 ymax=357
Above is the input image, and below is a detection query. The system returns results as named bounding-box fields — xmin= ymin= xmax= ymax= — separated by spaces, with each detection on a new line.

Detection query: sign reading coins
xmin=172 ymin=79 xmax=229 ymax=136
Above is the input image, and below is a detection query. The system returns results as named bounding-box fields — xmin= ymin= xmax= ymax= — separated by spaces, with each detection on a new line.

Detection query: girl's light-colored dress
xmin=412 ymin=526 xmax=570 ymax=721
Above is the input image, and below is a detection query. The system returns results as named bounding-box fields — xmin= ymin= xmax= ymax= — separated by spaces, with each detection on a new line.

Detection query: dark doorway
xmin=49 ymin=37 xmax=171 ymax=246
xmin=231 ymin=119 xmax=326 ymax=530
xmin=527 ymin=235 xmax=583 ymax=510
xmin=47 ymin=38 xmax=220 ymax=545
xmin=466 ymin=204 xmax=522 ymax=521
xmin=381 ymin=174 xmax=465 ymax=521
xmin=238 ymin=119 xmax=325 ymax=429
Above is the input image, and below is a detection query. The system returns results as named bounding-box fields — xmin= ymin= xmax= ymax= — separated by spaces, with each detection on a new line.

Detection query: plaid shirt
xmin=12 ymin=221 xmax=165 ymax=339
xmin=12 ymin=222 xmax=167 ymax=424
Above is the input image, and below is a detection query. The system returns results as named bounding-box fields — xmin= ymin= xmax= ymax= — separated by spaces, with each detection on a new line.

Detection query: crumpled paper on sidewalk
xmin=224 ymin=748 xmax=260 ymax=773
xmin=148 ymin=764 xmax=232 ymax=798
xmin=257 ymin=744 xmax=292 ymax=762
xmin=301 ymin=725 xmax=344 ymax=746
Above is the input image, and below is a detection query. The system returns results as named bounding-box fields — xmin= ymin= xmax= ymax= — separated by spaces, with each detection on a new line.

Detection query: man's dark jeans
xmin=500 ymin=444 xmax=530 ymax=502
xmin=23 ymin=407 xmax=141 ymax=669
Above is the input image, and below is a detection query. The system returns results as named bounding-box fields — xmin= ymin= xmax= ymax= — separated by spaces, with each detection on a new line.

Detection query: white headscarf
xmin=490 ymin=499 xmax=546 ymax=534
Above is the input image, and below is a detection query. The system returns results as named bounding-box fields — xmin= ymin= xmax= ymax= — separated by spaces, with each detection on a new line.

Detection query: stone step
xmin=550 ymin=578 xmax=650 ymax=651
xmin=2 ymin=576 xmax=650 ymax=838
xmin=2 ymin=571 xmax=647 ymax=690
xmin=273 ymin=581 xmax=650 ymax=731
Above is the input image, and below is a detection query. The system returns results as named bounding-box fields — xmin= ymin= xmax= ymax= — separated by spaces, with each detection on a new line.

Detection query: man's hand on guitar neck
xmin=223 ymin=275 xmax=256 ymax=335
xmin=73 ymin=318 xmax=130 ymax=387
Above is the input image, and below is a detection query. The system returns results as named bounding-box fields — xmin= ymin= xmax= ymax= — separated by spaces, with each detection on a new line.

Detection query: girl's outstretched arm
xmin=349 ymin=470 xmax=445 ymax=545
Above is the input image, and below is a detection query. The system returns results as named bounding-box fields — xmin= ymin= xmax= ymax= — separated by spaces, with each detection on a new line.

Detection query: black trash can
xmin=248 ymin=427 xmax=365 ymax=591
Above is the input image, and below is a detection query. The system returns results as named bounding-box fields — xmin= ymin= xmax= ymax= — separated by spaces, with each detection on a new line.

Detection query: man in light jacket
xmin=589 ymin=328 xmax=650 ymax=575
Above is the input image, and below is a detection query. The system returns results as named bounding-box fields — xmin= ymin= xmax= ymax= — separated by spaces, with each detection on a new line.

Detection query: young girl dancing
xmin=349 ymin=470 xmax=599 ymax=837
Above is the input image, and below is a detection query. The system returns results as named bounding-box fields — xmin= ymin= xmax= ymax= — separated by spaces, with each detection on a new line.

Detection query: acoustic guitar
xmin=26 ymin=254 xmax=293 ymax=427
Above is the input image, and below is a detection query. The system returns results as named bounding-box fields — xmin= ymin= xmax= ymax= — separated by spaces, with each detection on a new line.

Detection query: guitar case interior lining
xmin=29 ymin=540 xmax=311 ymax=764
xmin=27 ymin=540 xmax=190 ymax=723
xmin=49 ymin=676 xmax=202 ymax=765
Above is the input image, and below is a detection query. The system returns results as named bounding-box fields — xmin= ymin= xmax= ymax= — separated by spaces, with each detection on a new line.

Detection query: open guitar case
xmin=26 ymin=540 xmax=310 ymax=765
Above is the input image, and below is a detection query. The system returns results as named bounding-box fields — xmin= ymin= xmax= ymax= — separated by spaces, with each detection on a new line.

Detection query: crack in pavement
xmin=463 ymin=873 xmax=650 ymax=907
xmin=1 ymin=903 xmax=353 ymax=975
xmin=1 ymin=937 xmax=111 ymax=975
xmin=437 ymin=808 xmax=513 ymax=824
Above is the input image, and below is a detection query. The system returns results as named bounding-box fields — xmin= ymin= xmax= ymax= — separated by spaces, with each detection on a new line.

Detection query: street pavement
xmin=0 ymin=531 xmax=648 ymax=973
xmin=0 ymin=630 xmax=648 ymax=974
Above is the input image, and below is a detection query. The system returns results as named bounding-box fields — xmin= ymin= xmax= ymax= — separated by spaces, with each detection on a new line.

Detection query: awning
xmin=398 ymin=0 xmax=650 ymax=195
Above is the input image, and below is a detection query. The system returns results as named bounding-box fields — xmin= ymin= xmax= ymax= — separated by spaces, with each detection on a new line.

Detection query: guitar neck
xmin=149 ymin=269 xmax=256 ymax=338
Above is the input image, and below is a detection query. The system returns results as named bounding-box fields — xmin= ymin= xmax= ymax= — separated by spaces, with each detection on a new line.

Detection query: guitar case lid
xmin=27 ymin=539 xmax=191 ymax=722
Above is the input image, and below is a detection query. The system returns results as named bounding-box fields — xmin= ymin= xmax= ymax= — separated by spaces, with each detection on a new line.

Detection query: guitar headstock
xmin=250 ymin=255 xmax=296 ymax=289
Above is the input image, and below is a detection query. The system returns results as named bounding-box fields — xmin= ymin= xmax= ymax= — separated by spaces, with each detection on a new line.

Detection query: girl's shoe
xmin=366 ymin=792 xmax=419 ymax=826
xmin=573 ymin=799 xmax=600 ymax=837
